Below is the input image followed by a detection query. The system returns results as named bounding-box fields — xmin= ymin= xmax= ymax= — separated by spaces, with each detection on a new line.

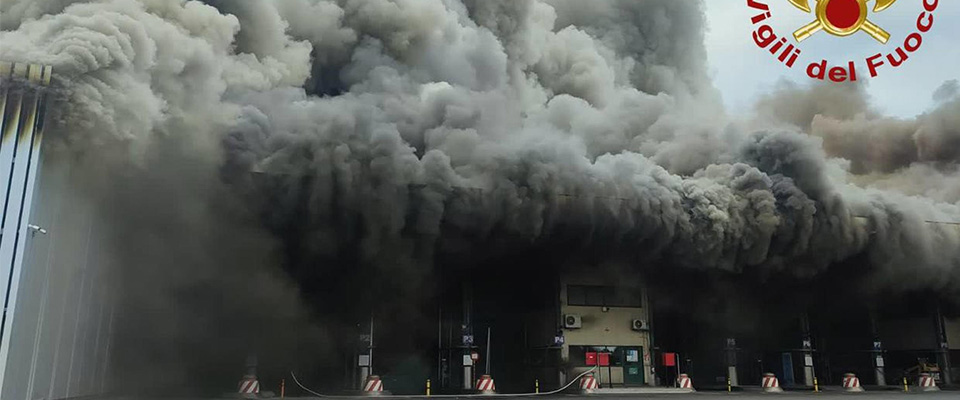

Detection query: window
xmin=608 ymin=286 xmax=643 ymax=307
xmin=567 ymin=285 xmax=641 ymax=307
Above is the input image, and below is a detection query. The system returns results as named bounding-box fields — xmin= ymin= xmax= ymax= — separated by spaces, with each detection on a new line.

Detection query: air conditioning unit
xmin=631 ymin=319 xmax=647 ymax=331
xmin=563 ymin=314 xmax=582 ymax=329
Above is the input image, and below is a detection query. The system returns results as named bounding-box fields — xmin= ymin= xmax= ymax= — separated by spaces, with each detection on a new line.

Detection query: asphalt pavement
xmin=540 ymin=392 xmax=958 ymax=399
xmin=107 ymin=388 xmax=958 ymax=400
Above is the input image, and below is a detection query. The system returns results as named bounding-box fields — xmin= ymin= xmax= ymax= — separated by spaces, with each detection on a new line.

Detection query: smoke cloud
xmin=1 ymin=0 xmax=959 ymax=392
xmin=755 ymin=79 xmax=960 ymax=201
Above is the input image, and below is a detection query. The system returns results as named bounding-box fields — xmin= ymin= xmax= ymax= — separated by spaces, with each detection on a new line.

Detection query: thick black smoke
xmin=1 ymin=0 xmax=958 ymax=393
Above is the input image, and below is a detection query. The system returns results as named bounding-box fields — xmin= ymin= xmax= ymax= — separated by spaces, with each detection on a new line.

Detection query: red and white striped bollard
xmin=761 ymin=372 xmax=783 ymax=393
xmin=917 ymin=373 xmax=939 ymax=391
xmin=476 ymin=374 xmax=496 ymax=394
xmin=677 ymin=373 xmax=694 ymax=390
xmin=363 ymin=375 xmax=384 ymax=396
xmin=580 ymin=373 xmax=599 ymax=394
xmin=842 ymin=373 xmax=864 ymax=392
xmin=238 ymin=374 xmax=260 ymax=398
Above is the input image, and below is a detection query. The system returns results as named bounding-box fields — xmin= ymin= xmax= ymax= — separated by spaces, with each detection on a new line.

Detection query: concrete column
xmin=725 ymin=338 xmax=738 ymax=386
xmin=559 ymin=344 xmax=568 ymax=388
xmin=727 ymin=366 xmax=739 ymax=386
xmin=935 ymin=303 xmax=953 ymax=386
xmin=869 ymin=310 xmax=886 ymax=386
xmin=245 ymin=354 xmax=258 ymax=377
xmin=462 ymin=283 xmax=473 ymax=390
xmin=359 ymin=366 xmax=370 ymax=389
xmin=872 ymin=342 xmax=886 ymax=386
xmin=357 ymin=317 xmax=373 ymax=390
xmin=801 ymin=314 xmax=814 ymax=387
xmin=802 ymin=358 xmax=814 ymax=386
xmin=462 ymin=364 xmax=472 ymax=390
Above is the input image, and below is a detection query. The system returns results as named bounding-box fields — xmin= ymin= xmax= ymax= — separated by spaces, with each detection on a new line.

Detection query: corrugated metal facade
xmin=0 ymin=62 xmax=114 ymax=399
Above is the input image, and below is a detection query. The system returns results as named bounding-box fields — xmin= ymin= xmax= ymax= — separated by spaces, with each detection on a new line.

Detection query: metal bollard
xmin=813 ymin=376 xmax=819 ymax=392
xmin=535 ymin=379 xmax=539 ymax=394
xmin=426 ymin=379 xmax=431 ymax=396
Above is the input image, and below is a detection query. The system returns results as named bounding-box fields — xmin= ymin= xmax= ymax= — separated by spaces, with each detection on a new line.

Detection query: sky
xmin=704 ymin=0 xmax=960 ymax=118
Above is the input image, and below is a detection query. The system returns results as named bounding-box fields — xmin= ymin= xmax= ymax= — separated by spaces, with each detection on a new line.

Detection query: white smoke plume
xmin=755 ymin=79 xmax=960 ymax=177
xmin=1 ymin=0 xmax=959 ymax=392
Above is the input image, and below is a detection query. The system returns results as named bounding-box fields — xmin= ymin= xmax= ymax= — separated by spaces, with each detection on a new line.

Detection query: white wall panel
xmin=1 ymin=61 xmax=115 ymax=400
xmin=1 ymin=150 xmax=115 ymax=400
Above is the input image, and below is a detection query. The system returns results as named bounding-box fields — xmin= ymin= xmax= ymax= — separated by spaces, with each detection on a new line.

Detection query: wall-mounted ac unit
xmin=563 ymin=314 xmax=582 ymax=329
xmin=631 ymin=319 xmax=648 ymax=331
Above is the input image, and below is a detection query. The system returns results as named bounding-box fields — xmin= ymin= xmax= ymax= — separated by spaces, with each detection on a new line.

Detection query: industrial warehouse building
xmin=428 ymin=261 xmax=653 ymax=393
xmin=423 ymin=257 xmax=960 ymax=394
xmin=1 ymin=60 xmax=959 ymax=398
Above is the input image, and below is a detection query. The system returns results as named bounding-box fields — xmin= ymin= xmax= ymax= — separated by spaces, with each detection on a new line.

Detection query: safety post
xmin=902 ymin=376 xmax=909 ymax=392
xmin=841 ymin=373 xmax=864 ymax=392
xmin=281 ymin=379 xmax=286 ymax=398
xmin=917 ymin=372 xmax=939 ymax=391
xmin=813 ymin=376 xmax=819 ymax=392
xmin=727 ymin=378 xmax=731 ymax=392
xmin=363 ymin=375 xmax=384 ymax=395
xmin=426 ymin=379 xmax=431 ymax=396
xmin=677 ymin=374 xmax=694 ymax=390
xmin=580 ymin=374 xmax=599 ymax=394
xmin=761 ymin=373 xmax=783 ymax=393
xmin=535 ymin=379 xmax=539 ymax=393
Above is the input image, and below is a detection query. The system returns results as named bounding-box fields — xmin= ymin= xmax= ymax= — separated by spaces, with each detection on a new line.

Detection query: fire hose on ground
xmin=290 ymin=366 xmax=599 ymax=398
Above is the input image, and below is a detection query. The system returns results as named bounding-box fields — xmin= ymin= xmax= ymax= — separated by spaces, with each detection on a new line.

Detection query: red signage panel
xmin=598 ymin=352 xmax=610 ymax=366
xmin=585 ymin=352 xmax=597 ymax=366
xmin=663 ymin=352 xmax=677 ymax=367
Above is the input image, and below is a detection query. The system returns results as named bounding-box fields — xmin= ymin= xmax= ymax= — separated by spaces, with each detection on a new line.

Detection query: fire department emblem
xmin=749 ymin=0 xmax=936 ymax=80
xmin=789 ymin=0 xmax=898 ymax=43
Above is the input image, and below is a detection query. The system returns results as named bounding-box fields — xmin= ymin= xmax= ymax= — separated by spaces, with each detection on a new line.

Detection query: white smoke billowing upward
xmin=1 ymin=0 xmax=960 ymax=375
